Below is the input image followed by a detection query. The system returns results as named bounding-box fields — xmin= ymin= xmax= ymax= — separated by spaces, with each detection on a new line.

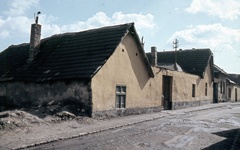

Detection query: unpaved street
xmin=27 ymin=104 xmax=240 ymax=150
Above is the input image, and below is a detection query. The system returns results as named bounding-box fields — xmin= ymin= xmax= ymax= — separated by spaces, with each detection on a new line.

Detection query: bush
xmin=59 ymin=97 xmax=91 ymax=116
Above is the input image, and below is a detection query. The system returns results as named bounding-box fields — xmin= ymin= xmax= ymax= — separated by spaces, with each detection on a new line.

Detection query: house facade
xmin=227 ymin=74 xmax=240 ymax=102
xmin=147 ymin=48 xmax=214 ymax=110
xmin=213 ymin=65 xmax=228 ymax=102
xmin=91 ymin=33 xmax=162 ymax=117
xmin=2 ymin=21 xmax=236 ymax=117
xmin=0 ymin=22 xmax=162 ymax=117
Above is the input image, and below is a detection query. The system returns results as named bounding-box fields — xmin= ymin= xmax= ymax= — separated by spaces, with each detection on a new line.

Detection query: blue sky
xmin=0 ymin=0 xmax=240 ymax=73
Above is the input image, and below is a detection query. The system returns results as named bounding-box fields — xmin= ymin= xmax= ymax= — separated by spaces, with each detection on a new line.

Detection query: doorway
xmin=162 ymin=76 xmax=172 ymax=110
xmin=213 ymin=83 xmax=218 ymax=103
xmin=235 ymin=88 xmax=237 ymax=102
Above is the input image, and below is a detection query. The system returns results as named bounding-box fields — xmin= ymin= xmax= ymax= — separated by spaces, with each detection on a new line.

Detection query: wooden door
xmin=235 ymin=88 xmax=237 ymax=102
xmin=213 ymin=83 xmax=218 ymax=103
xmin=162 ymin=76 xmax=172 ymax=110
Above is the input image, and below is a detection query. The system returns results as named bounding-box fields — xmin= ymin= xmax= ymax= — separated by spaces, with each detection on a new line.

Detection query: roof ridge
xmin=0 ymin=22 xmax=136 ymax=82
xmin=40 ymin=23 xmax=134 ymax=44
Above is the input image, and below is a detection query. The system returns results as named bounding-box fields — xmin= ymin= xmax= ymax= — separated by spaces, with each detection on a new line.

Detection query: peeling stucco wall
xmin=0 ymin=80 xmax=92 ymax=115
xmin=91 ymin=33 xmax=214 ymax=115
xmin=153 ymin=62 xmax=213 ymax=109
xmin=91 ymin=33 xmax=161 ymax=115
xmin=214 ymin=74 xmax=227 ymax=102
xmin=227 ymin=84 xmax=240 ymax=102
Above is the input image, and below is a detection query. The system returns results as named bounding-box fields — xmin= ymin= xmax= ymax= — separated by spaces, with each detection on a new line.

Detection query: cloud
xmin=112 ymin=12 xmax=156 ymax=29
xmin=0 ymin=16 xmax=33 ymax=39
xmin=168 ymin=23 xmax=240 ymax=73
xmin=168 ymin=23 xmax=240 ymax=52
xmin=0 ymin=30 xmax=10 ymax=38
xmin=0 ymin=0 xmax=39 ymax=39
xmin=4 ymin=0 xmax=39 ymax=16
xmin=0 ymin=7 xmax=156 ymax=50
xmin=39 ymin=11 xmax=156 ymax=38
xmin=185 ymin=0 xmax=240 ymax=20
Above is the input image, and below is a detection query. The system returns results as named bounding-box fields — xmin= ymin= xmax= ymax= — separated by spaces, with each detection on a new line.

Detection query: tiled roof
xmin=146 ymin=49 xmax=213 ymax=78
xmin=0 ymin=23 xmax=153 ymax=82
xmin=228 ymin=74 xmax=240 ymax=86
xmin=214 ymin=64 xmax=228 ymax=77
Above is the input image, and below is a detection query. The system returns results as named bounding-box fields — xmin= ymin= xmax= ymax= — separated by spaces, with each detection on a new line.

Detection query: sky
xmin=0 ymin=0 xmax=240 ymax=73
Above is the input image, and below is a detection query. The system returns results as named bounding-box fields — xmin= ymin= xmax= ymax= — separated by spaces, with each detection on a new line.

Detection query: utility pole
xmin=173 ymin=39 xmax=178 ymax=70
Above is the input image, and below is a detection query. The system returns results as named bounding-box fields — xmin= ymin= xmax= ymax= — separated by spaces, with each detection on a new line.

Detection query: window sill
xmin=115 ymin=108 xmax=126 ymax=110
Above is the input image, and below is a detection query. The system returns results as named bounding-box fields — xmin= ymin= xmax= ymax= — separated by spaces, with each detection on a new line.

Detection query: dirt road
xmin=26 ymin=104 xmax=240 ymax=150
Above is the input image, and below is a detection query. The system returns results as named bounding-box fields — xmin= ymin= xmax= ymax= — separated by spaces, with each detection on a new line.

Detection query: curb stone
xmin=13 ymin=102 xmax=239 ymax=150
xmin=13 ymin=116 xmax=166 ymax=150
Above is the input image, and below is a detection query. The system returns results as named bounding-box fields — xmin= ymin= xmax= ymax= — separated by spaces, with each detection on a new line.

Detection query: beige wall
xmin=227 ymin=85 xmax=240 ymax=102
xmin=214 ymin=74 xmax=227 ymax=102
xmin=91 ymin=33 xmax=214 ymax=112
xmin=154 ymin=63 xmax=213 ymax=103
xmin=91 ymin=33 xmax=161 ymax=112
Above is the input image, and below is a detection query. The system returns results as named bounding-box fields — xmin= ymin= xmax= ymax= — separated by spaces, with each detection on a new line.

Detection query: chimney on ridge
xmin=151 ymin=46 xmax=157 ymax=67
xmin=28 ymin=11 xmax=41 ymax=62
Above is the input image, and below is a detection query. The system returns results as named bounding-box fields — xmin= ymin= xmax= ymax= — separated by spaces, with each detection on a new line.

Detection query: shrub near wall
xmin=0 ymin=80 xmax=92 ymax=116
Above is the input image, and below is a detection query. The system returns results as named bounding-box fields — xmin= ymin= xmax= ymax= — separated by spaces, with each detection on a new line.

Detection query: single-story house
xmin=227 ymin=74 xmax=240 ymax=102
xmin=213 ymin=64 xmax=228 ymax=102
xmin=0 ymin=22 xmax=164 ymax=117
xmin=146 ymin=47 xmax=214 ymax=110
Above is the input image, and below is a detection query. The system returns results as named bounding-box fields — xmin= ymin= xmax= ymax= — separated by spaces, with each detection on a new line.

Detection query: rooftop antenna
xmin=173 ymin=39 xmax=178 ymax=70
xmin=173 ymin=38 xmax=178 ymax=51
xmin=34 ymin=11 xmax=41 ymax=24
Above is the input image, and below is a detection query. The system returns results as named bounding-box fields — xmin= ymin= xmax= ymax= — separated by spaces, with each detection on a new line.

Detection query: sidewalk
xmin=1 ymin=102 xmax=239 ymax=150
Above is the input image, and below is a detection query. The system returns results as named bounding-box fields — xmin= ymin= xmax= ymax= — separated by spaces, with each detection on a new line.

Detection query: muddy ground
xmin=0 ymin=103 xmax=240 ymax=150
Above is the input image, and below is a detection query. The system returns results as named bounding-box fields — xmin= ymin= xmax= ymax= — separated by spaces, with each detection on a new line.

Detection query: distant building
xmin=147 ymin=48 xmax=214 ymax=110
xmin=227 ymin=74 xmax=240 ymax=102
xmin=213 ymin=64 xmax=228 ymax=102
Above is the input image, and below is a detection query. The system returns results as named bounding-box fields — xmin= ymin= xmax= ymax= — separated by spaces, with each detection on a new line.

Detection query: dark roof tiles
xmin=0 ymin=23 xmax=150 ymax=82
xmin=147 ymin=49 xmax=213 ymax=77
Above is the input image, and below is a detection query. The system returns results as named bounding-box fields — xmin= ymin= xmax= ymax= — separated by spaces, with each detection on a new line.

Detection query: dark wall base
xmin=92 ymin=106 xmax=161 ymax=119
xmin=172 ymin=100 xmax=212 ymax=110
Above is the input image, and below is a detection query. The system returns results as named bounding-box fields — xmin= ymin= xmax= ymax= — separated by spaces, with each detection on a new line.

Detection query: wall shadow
xmin=124 ymin=35 xmax=151 ymax=90
xmin=203 ymin=128 xmax=240 ymax=150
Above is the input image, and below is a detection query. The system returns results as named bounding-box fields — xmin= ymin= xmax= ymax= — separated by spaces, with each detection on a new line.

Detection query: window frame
xmin=116 ymin=85 xmax=126 ymax=109
xmin=223 ymin=81 xmax=225 ymax=94
xmin=220 ymin=81 xmax=223 ymax=94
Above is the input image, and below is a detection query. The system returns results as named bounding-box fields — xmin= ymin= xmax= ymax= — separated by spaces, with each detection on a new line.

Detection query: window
xmin=228 ymin=88 xmax=231 ymax=99
xmin=116 ymin=85 xmax=126 ymax=108
xmin=192 ymin=84 xmax=196 ymax=97
xmin=223 ymin=82 xmax=225 ymax=94
xmin=220 ymin=81 xmax=223 ymax=94
xmin=205 ymin=83 xmax=208 ymax=96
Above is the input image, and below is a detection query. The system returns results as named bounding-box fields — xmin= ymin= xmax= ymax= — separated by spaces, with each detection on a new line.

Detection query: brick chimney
xmin=28 ymin=13 xmax=41 ymax=62
xmin=151 ymin=46 xmax=157 ymax=66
